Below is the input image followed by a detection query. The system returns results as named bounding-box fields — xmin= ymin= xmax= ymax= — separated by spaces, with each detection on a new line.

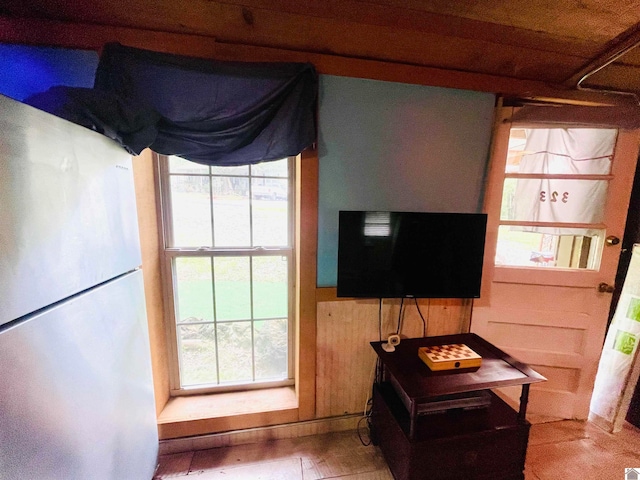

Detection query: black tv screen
xmin=337 ymin=211 xmax=487 ymax=298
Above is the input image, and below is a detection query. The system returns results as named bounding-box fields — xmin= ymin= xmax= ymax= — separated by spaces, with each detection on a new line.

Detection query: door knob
xmin=605 ymin=236 xmax=620 ymax=246
xmin=597 ymin=282 xmax=615 ymax=293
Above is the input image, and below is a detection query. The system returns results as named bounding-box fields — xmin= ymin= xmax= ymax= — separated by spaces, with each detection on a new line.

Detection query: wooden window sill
xmin=157 ymin=386 xmax=299 ymax=440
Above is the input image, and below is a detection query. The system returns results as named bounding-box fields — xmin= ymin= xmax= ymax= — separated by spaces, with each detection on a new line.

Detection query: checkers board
xmin=418 ymin=343 xmax=482 ymax=371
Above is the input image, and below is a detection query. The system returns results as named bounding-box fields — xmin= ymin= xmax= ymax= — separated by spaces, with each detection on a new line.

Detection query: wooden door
xmin=472 ymin=107 xmax=640 ymax=420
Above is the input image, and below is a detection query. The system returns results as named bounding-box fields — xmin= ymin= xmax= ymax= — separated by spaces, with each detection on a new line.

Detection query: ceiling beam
xmin=0 ymin=14 xmax=637 ymax=107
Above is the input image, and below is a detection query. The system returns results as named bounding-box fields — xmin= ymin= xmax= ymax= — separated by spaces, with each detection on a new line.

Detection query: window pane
xmin=170 ymin=176 xmax=212 ymax=247
xmin=211 ymin=165 xmax=249 ymax=175
xmin=211 ymin=174 xmax=248 ymax=199
xmin=496 ymin=225 xmax=604 ymax=269
xmin=251 ymin=158 xmax=288 ymax=177
xmin=216 ymin=321 xmax=253 ymax=383
xmin=253 ymin=256 xmax=288 ymax=319
xmin=505 ymin=128 xmax=615 ymax=174
xmin=179 ymin=324 xmax=217 ymax=387
xmin=169 ymin=156 xmax=209 ymax=174
xmin=212 ymin=176 xmax=251 ymax=247
xmin=500 ymin=178 xmax=518 ymax=221
xmin=252 ymin=178 xmax=289 ymax=246
xmin=254 ymin=319 xmax=288 ymax=381
xmin=214 ymin=257 xmax=251 ymax=320
xmin=252 ymin=177 xmax=288 ymax=201
xmin=175 ymin=257 xmax=214 ymax=323
xmin=505 ymin=128 xmax=527 ymax=173
xmin=500 ymin=178 xmax=608 ymax=224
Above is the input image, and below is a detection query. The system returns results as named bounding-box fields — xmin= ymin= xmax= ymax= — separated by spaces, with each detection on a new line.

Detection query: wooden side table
xmin=370 ymin=333 xmax=545 ymax=480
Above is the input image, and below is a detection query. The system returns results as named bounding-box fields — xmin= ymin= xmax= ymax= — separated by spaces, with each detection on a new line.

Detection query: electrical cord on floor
xmin=357 ymin=397 xmax=373 ymax=446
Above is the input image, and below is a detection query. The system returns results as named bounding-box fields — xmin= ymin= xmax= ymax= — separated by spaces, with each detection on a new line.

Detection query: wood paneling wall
xmin=315 ymin=294 xmax=471 ymax=417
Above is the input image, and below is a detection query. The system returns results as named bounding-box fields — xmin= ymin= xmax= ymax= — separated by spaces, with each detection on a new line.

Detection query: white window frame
xmin=156 ymin=154 xmax=296 ymax=395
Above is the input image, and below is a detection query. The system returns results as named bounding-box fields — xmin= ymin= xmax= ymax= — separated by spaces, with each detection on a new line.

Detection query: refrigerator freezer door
xmin=0 ymin=270 xmax=158 ymax=480
xmin=0 ymin=95 xmax=142 ymax=327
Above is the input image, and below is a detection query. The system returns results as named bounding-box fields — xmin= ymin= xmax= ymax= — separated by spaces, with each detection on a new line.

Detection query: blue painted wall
xmin=0 ymin=44 xmax=98 ymax=101
xmin=317 ymin=75 xmax=495 ymax=287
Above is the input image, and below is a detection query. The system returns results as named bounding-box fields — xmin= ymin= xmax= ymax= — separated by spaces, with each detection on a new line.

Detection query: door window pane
xmin=505 ymin=128 xmax=615 ymax=174
xmin=496 ymin=225 xmax=604 ymax=269
xmin=501 ymin=178 xmax=609 ymax=223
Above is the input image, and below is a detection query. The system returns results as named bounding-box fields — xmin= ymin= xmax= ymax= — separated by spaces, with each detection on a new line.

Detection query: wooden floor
xmin=155 ymin=420 xmax=640 ymax=479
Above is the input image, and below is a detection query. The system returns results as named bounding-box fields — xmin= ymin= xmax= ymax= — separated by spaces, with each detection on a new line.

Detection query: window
xmin=496 ymin=127 xmax=617 ymax=270
xmin=159 ymin=155 xmax=295 ymax=394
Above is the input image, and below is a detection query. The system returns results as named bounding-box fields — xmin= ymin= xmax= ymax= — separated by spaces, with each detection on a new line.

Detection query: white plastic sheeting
xmin=590 ymin=245 xmax=640 ymax=430
xmin=513 ymin=128 xmax=617 ymax=235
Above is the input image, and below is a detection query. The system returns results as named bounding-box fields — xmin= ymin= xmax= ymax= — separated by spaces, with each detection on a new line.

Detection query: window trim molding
xmin=156 ymin=154 xmax=182 ymax=392
xmin=295 ymin=148 xmax=318 ymax=420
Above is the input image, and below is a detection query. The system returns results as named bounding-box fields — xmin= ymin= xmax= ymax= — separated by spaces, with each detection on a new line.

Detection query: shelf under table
xmin=372 ymin=383 xmax=530 ymax=480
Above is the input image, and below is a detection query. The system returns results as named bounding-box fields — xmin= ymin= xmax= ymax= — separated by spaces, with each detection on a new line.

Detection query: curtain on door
xmin=513 ymin=128 xmax=617 ymax=235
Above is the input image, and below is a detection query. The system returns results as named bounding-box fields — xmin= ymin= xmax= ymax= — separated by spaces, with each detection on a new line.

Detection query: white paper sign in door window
xmin=512 ymin=128 xmax=616 ymax=234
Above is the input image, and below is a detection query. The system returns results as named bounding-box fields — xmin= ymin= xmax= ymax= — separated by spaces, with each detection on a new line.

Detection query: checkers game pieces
xmin=418 ymin=343 xmax=482 ymax=371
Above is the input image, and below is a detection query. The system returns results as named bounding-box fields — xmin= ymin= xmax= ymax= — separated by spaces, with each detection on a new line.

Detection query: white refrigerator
xmin=0 ymin=95 xmax=158 ymax=479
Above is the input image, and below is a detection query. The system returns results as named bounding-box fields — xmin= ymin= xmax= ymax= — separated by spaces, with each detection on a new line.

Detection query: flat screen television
xmin=337 ymin=211 xmax=487 ymax=298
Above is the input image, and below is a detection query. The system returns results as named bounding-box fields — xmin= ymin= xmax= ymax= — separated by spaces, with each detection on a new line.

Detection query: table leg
xmin=519 ymin=383 xmax=530 ymax=423
xmin=409 ymin=402 xmax=418 ymax=439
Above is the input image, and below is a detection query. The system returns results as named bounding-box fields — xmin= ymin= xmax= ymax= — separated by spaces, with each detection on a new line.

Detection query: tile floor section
xmin=155 ymin=420 xmax=640 ymax=479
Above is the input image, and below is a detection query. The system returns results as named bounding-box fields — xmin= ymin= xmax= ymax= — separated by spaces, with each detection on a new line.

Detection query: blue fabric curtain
xmin=25 ymin=85 xmax=161 ymax=154
xmin=94 ymin=43 xmax=317 ymax=165
xmin=26 ymin=43 xmax=317 ymax=165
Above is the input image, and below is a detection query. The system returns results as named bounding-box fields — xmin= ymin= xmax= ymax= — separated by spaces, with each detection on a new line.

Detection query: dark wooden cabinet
xmin=370 ymin=334 xmax=545 ymax=480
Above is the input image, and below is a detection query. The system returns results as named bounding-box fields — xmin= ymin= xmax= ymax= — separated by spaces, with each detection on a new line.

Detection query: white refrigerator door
xmin=0 ymin=94 xmax=142 ymax=327
xmin=0 ymin=270 xmax=158 ymax=480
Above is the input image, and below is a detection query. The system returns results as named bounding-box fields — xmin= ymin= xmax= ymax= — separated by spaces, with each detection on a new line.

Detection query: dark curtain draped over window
xmin=25 ymin=86 xmax=161 ymax=155
xmin=94 ymin=43 xmax=318 ymax=165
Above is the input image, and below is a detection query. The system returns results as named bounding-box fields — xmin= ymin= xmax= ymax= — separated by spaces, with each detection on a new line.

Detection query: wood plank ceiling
xmin=2 ymin=0 xmax=640 ymax=98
